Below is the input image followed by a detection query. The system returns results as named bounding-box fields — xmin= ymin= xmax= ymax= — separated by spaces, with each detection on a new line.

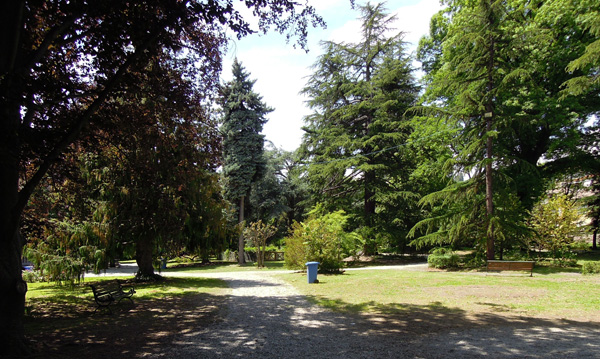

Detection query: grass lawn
xmin=278 ymin=268 xmax=600 ymax=321
xmin=161 ymin=260 xmax=286 ymax=273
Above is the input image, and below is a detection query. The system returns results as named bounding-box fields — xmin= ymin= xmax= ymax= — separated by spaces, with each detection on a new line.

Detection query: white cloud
xmin=221 ymin=0 xmax=442 ymax=151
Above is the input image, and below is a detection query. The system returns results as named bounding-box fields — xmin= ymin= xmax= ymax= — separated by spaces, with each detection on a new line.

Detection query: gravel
xmin=151 ymin=269 xmax=600 ymax=359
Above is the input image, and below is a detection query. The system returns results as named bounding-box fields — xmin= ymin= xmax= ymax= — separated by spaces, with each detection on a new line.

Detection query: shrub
xmin=427 ymin=247 xmax=460 ymax=269
xmin=529 ymin=194 xmax=585 ymax=263
xmin=283 ymin=206 xmax=360 ymax=273
xmin=22 ymin=270 xmax=42 ymax=283
xmin=582 ymin=261 xmax=600 ymax=275
xmin=284 ymin=222 xmax=308 ymax=270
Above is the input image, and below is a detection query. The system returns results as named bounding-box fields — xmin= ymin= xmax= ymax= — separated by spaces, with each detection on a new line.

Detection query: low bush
xmin=427 ymin=247 xmax=460 ymax=269
xmin=284 ymin=206 xmax=360 ymax=273
xmin=582 ymin=261 xmax=600 ymax=275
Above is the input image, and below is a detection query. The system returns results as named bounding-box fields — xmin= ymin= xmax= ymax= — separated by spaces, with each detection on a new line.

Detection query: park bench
xmin=90 ymin=280 xmax=136 ymax=313
xmin=486 ymin=260 xmax=535 ymax=277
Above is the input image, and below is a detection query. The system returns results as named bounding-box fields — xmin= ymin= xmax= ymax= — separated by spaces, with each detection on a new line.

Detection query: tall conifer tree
xmin=220 ymin=59 xmax=272 ymax=264
xmin=301 ymin=3 xmax=419 ymax=252
xmin=412 ymin=0 xmax=598 ymax=258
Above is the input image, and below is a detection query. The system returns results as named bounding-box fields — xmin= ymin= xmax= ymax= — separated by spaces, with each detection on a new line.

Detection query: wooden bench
xmin=90 ymin=280 xmax=136 ymax=313
xmin=486 ymin=260 xmax=535 ymax=276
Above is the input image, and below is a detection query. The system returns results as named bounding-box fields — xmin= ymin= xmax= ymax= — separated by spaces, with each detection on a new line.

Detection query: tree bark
xmin=364 ymin=169 xmax=377 ymax=254
xmin=0 ymin=107 xmax=29 ymax=355
xmin=135 ymin=235 xmax=155 ymax=278
xmin=485 ymin=24 xmax=496 ymax=261
xmin=238 ymin=196 xmax=246 ymax=265
xmin=0 ymin=2 xmax=29 ymax=351
xmin=485 ymin=118 xmax=495 ymax=260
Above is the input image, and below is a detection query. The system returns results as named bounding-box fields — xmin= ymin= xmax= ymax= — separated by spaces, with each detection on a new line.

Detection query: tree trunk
xmin=485 ymin=27 xmax=496 ymax=261
xmin=364 ymin=169 xmax=377 ymax=255
xmin=238 ymin=196 xmax=246 ymax=265
xmin=593 ymin=229 xmax=597 ymax=250
xmin=0 ymin=127 xmax=29 ymax=355
xmin=0 ymin=221 xmax=29 ymax=357
xmin=0 ymin=1 xmax=30 ymax=354
xmin=135 ymin=235 xmax=155 ymax=278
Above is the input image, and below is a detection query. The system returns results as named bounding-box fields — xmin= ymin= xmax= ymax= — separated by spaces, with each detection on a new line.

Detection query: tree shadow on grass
xmin=21 ymin=276 xmax=600 ymax=359
xmin=22 ymin=278 xmax=229 ymax=359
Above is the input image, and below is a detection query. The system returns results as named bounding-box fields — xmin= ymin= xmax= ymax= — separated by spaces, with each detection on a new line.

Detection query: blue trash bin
xmin=306 ymin=261 xmax=319 ymax=284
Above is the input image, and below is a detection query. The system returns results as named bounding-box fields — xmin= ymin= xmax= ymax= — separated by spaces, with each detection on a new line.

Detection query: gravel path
xmin=154 ymin=268 xmax=600 ymax=359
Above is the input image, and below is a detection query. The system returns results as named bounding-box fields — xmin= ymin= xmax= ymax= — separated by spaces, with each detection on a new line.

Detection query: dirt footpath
xmin=153 ymin=270 xmax=600 ymax=359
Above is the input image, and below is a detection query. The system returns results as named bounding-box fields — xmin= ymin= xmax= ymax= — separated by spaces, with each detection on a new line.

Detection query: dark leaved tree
xmin=0 ymin=0 xmax=323 ymax=354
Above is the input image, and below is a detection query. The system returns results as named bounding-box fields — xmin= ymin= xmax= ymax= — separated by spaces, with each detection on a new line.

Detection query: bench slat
xmin=90 ymin=280 xmax=136 ymax=313
xmin=487 ymin=260 xmax=534 ymax=276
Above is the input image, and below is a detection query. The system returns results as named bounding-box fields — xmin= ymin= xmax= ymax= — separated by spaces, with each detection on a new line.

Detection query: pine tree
xmin=301 ymin=3 xmax=419 ymax=252
xmin=220 ymin=59 xmax=272 ymax=264
xmin=411 ymin=0 xmax=598 ymax=258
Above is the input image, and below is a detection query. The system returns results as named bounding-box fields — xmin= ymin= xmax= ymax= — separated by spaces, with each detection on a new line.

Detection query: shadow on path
xmin=155 ymin=272 xmax=600 ymax=359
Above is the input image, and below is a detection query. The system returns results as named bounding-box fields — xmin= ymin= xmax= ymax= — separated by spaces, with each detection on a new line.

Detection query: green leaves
xmin=301 ymin=3 xmax=419 ymax=246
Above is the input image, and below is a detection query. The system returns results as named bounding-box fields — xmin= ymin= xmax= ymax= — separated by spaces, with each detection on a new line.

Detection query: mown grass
xmin=279 ymin=268 xmax=600 ymax=320
xmin=161 ymin=260 xmax=286 ymax=273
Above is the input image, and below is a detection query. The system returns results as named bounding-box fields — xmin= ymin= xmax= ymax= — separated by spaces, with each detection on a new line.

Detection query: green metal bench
xmin=90 ymin=280 xmax=136 ymax=313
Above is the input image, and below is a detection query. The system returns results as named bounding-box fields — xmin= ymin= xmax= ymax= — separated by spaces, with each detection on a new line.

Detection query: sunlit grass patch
xmin=278 ymin=269 xmax=600 ymax=320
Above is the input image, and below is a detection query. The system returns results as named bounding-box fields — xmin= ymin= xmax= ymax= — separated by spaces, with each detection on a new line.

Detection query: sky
xmin=221 ymin=0 xmax=443 ymax=152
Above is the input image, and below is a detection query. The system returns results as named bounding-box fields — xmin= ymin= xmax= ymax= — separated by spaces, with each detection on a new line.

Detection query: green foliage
xmin=541 ymin=0 xmax=600 ymax=97
xmin=24 ymin=220 xmax=107 ymax=286
xmin=300 ymin=3 xmax=420 ymax=251
xmin=427 ymin=247 xmax=460 ymax=269
xmin=23 ymin=204 xmax=110 ymax=284
xmin=410 ymin=0 xmax=598 ymax=260
xmin=248 ymin=146 xmax=310 ymax=239
xmin=581 ymin=261 xmax=600 ymax=275
xmin=220 ymin=59 xmax=272 ymax=205
xmin=284 ymin=206 xmax=360 ymax=273
xmin=529 ymin=194 xmax=584 ymax=258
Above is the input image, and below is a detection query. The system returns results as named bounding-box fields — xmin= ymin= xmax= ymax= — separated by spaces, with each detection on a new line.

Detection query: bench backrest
xmin=487 ymin=261 xmax=534 ymax=271
xmin=90 ymin=281 xmax=122 ymax=297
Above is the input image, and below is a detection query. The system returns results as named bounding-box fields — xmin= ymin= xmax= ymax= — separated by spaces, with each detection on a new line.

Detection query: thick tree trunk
xmin=135 ymin=235 xmax=155 ymax=278
xmin=238 ymin=196 xmax=246 ymax=265
xmin=0 ymin=1 xmax=30 ymax=355
xmin=0 ymin=118 xmax=29 ymax=354
xmin=0 ymin=202 xmax=29 ymax=356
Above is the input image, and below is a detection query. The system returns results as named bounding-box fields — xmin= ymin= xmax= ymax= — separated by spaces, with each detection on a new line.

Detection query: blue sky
xmin=222 ymin=0 xmax=443 ymax=151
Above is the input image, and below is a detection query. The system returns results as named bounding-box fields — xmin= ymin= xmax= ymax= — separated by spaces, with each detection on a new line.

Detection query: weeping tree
xmin=220 ymin=59 xmax=272 ymax=264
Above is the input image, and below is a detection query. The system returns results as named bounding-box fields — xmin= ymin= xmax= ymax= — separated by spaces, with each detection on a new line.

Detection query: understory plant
xmin=427 ymin=247 xmax=460 ymax=269
xmin=284 ymin=206 xmax=360 ymax=273
xmin=529 ymin=194 xmax=584 ymax=266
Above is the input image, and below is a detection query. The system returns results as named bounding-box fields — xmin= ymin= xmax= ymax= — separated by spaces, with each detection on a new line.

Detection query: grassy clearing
xmin=279 ymin=269 xmax=600 ymax=320
xmin=161 ymin=260 xmax=286 ymax=273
